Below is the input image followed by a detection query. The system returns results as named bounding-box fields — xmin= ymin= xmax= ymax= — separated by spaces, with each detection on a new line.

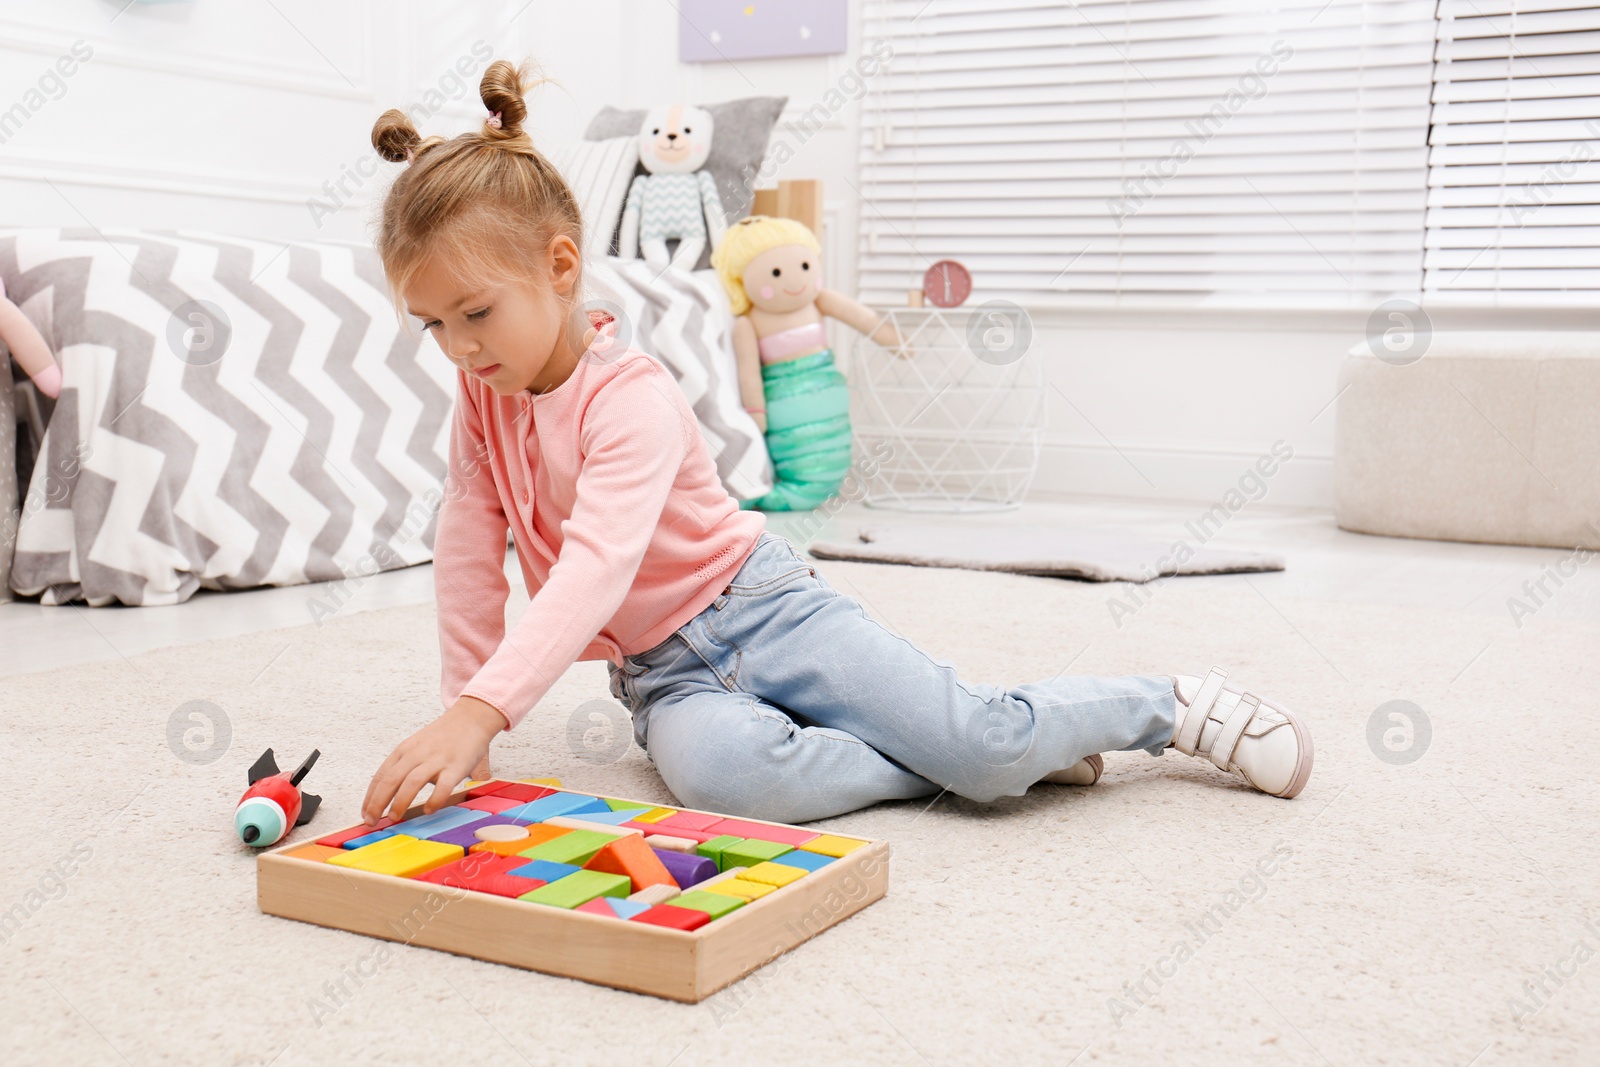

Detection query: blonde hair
xmin=369 ymin=58 xmax=583 ymax=326
xmin=711 ymin=214 xmax=821 ymax=316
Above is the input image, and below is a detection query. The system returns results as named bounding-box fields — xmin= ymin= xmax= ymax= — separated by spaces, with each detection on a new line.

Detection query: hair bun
xmin=372 ymin=108 xmax=422 ymax=163
xmin=479 ymin=59 xmax=540 ymax=141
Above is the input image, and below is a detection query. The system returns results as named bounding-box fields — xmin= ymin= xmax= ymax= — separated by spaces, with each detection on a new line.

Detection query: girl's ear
xmin=547 ymin=234 xmax=581 ymax=296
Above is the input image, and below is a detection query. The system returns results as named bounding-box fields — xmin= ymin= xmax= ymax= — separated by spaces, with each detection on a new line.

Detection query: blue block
xmin=501 ymin=793 xmax=609 ymax=823
xmin=507 ymin=859 xmax=580 ymax=883
xmin=397 ymin=807 xmax=488 ymax=839
xmin=341 ymin=827 xmax=403 ymax=850
xmin=605 ymin=897 xmax=652 ymax=920
xmin=770 ymin=849 xmax=835 ymax=872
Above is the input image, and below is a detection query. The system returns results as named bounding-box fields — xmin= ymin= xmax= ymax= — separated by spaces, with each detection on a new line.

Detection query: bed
xmin=0 ymin=178 xmax=813 ymax=605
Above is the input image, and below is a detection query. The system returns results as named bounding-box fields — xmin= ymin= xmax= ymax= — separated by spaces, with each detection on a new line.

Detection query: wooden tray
xmin=256 ymin=787 xmax=889 ymax=1002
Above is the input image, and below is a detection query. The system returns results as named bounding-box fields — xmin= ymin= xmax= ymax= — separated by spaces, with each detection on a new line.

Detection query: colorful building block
xmin=460 ymin=795 xmax=522 ymax=814
xmin=466 ymin=781 xmax=558 ymax=803
xmin=501 ymin=793 xmax=610 ymax=823
xmin=328 ymin=836 xmax=464 ymax=878
xmin=543 ymin=816 xmax=639 ymax=837
xmin=508 ymin=859 xmax=580 ymax=883
xmin=562 ymin=807 xmax=647 ymax=826
xmin=669 ymin=890 xmax=746 ymax=920
xmin=697 ymin=835 xmax=743 ymax=871
xmin=741 ymin=861 xmax=807 ymax=888
xmin=722 ymin=839 xmax=793 ymax=869
xmin=280 ymin=843 xmax=346 ymax=863
xmin=699 ymin=877 xmax=776 ymax=901
xmin=630 ymin=807 xmax=679 ymax=823
xmin=576 ymin=897 xmax=623 ymax=917
xmin=704 ymin=819 xmax=820 ymax=847
xmin=521 ymin=778 xmax=563 ymax=787
xmin=399 ymin=806 xmax=490 ymax=839
xmin=654 ymin=849 xmax=717 ymax=889
xmin=515 ymin=829 xmax=618 ymax=865
xmin=691 ymin=867 xmax=749 ymax=893
xmin=654 ymin=811 xmax=722 ymax=833
xmin=622 ymin=822 xmax=715 ymax=842
xmin=798 ymin=834 xmax=868 ymax=858
xmin=464 ymin=780 xmax=517 ymax=798
xmin=630 ymin=903 xmax=710 ymax=931
xmin=643 ymin=834 xmax=699 ymax=853
xmin=627 ymin=883 xmax=681 ymax=906
xmin=467 ymin=824 xmax=571 ymax=857
xmin=605 ymin=897 xmax=653 ymax=920
xmin=602 ymin=797 xmax=653 ymax=813
xmin=316 ymin=819 xmax=399 ymax=849
xmin=519 ymin=870 xmax=631 ymax=909
xmin=428 ymin=816 xmax=528 ymax=851
xmin=414 ymin=853 xmax=546 ymax=898
xmin=583 ymin=835 xmax=676 ymax=893
xmin=770 ymin=849 xmax=835 ymax=873
xmin=341 ymin=826 xmax=406 ymax=850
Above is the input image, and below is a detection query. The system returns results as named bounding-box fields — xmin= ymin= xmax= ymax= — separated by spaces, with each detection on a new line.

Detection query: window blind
xmin=857 ymin=0 xmax=1439 ymax=309
xmin=1426 ymin=0 xmax=1600 ymax=304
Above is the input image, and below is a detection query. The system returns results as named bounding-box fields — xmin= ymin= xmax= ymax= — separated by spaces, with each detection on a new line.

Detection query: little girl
xmin=361 ymin=60 xmax=1315 ymax=827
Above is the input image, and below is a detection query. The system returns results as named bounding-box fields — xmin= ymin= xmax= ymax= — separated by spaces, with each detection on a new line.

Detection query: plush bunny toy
xmin=617 ymin=103 xmax=727 ymax=272
xmin=0 ymin=277 xmax=60 ymax=398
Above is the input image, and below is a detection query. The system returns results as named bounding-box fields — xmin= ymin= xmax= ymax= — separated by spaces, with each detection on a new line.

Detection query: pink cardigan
xmin=434 ymin=345 xmax=766 ymax=729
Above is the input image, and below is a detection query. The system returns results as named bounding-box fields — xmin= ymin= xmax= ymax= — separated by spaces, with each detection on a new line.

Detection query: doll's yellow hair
xmin=711 ymin=214 xmax=821 ymax=316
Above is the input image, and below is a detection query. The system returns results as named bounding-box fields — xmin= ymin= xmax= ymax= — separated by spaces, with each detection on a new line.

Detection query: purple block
xmin=427 ymin=816 xmax=531 ymax=851
xmin=654 ymin=848 xmax=717 ymax=889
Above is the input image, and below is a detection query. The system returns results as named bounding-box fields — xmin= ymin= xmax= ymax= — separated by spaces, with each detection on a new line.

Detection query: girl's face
xmin=740 ymin=243 xmax=821 ymax=314
xmin=404 ymin=234 xmax=584 ymax=397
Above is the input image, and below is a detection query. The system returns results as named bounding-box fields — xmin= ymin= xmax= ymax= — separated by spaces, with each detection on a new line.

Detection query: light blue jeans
xmin=608 ymin=531 xmax=1178 ymax=823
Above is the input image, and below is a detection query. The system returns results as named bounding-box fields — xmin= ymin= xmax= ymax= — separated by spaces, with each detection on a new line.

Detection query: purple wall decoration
xmin=679 ymin=0 xmax=849 ymax=63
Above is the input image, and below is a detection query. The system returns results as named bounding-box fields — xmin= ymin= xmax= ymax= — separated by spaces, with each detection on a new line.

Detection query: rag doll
xmin=711 ymin=214 xmax=905 ymax=511
xmin=617 ymin=103 xmax=727 ymax=272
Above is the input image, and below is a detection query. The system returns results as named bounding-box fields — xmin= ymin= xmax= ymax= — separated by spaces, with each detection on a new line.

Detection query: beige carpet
xmin=3 ymin=555 xmax=1597 ymax=1066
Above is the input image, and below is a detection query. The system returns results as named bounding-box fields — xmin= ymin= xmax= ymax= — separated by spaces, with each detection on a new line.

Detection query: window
xmin=1425 ymin=0 xmax=1600 ymax=305
xmin=856 ymin=1 xmax=1600 ymax=310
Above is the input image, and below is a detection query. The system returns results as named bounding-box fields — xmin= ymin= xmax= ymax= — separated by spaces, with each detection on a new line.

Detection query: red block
xmin=414 ymin=852 xmax=546 ymax=898
xmin=460 ymin=795 xmax=521 ymax=814
xmin=575 ymin=897 xmax=620 ymax=917
xmin=490 ymin=783 xmax=558 ymax=802
xmin=315 ymin=817 xmax=399 ymax=849
xmin=584 ymin=834 xmax=677 ymax=893
xmin=465 ymin=780 xmax=517 ymax=798
xmin=654 ymin=811 xmax=722 ymax=833
xmin=703 ymin=819 xmax=819 ymax=847
xmin=621 ymin=822 xmax=716 ymax=843
xmin=631 ymin=903 xmax=710 ymax=931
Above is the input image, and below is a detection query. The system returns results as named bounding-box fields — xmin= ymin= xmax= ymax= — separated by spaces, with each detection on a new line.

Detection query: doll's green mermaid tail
xmin=738 ymin=348 xmax=852 ymax=512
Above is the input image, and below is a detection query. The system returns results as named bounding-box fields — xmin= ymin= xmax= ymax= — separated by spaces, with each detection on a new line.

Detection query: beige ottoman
xmin=1334 ymin=331 xmax=1600 ymax=550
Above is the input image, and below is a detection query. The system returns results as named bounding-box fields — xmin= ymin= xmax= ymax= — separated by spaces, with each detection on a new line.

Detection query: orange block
xmin=583 ymin=833 xmax=676 ymax=893
xmin=280 ymin=843 xmax=346 ymax=863
xmin=468 ymin=823 xmax=571 ymax=857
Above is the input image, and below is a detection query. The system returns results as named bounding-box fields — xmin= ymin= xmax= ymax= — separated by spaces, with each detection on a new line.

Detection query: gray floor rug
xmin=807 ymin=523 xmax=1286 ymax=582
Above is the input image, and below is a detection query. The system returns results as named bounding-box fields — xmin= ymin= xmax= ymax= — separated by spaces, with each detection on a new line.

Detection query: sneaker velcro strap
xmin=1207 ymin=691 xmax=1259 ymax=771
xmin=1176 ymin=666 xmax=1227 ymax=756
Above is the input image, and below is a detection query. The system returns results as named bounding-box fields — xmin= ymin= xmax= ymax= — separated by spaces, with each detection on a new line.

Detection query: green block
xmin=603 ymin=797 xmax=651 ymax=813
xmin=518 ymin=870 xmax=630 ymax=909
xmin=669 ymin=889 xmax=746 ymax=920
xmin=516 ymin=829 xmax=619 ymax=865
xmin=722 ymin=839 xmax=793 ymax=870
xmin=697 ymin=835 xmax=743 ymax=872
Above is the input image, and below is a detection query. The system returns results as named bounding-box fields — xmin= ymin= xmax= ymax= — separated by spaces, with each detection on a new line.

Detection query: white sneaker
xmin=1038 ymin=753 xmax=1104 ymax=786
xmin=1170 ymin=667 xmax=1313 ymax=799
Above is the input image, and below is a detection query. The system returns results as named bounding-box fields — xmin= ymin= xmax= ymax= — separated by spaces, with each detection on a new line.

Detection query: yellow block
xmin=520 ymin=777 xmax=562 ymax=787
xmin=328 ymin=835 xmax=464 ymax=877
xmin=740 ymin=861 xmax=806 ymax=888
xmin=799 ymin=834 xmax=866 ymax=858
xmin=280 ymin=843 xmax=346 ymax=863
xmin=700 ymin=877 xmax=776 ymax=901
xmin=630 ymin=807 xmax=679 ymax=824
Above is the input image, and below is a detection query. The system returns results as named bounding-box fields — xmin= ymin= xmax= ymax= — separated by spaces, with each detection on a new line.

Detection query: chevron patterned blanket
xmin=1 ymin=231 xmax=771 ymax=607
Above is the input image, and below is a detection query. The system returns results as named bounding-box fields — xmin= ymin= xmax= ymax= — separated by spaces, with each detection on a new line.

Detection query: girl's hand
xmin=362 ymin=697 xmax=507 ymax=824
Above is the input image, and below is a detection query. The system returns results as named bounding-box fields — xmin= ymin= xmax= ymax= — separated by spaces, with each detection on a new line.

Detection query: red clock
xmin=922 ymin=259 xmax=972 ymax=308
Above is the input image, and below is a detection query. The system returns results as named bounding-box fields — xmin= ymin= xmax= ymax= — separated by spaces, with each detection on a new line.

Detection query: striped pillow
xmin=548 ymin=136 xmax=640 ymax=260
